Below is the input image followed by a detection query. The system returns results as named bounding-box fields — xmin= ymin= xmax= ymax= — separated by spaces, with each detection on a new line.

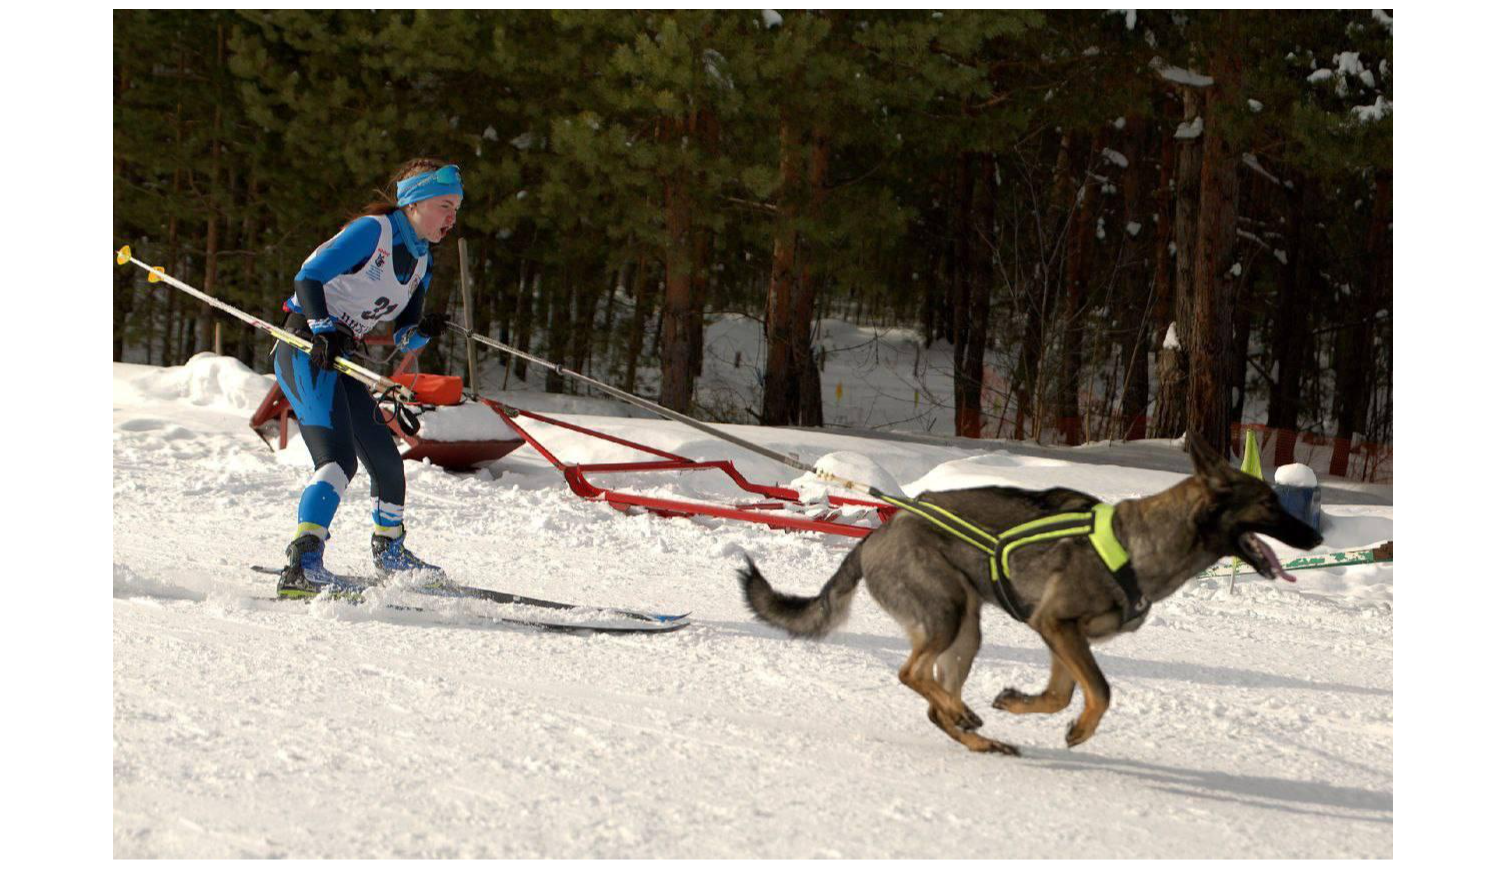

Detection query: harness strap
xmin=999 ymin=515 xmax=1093 ymax=577
xmin=880 ymin=495 xmax=998 ymax=551
xmin=877 ymin=495 xmax=1038 ymax=622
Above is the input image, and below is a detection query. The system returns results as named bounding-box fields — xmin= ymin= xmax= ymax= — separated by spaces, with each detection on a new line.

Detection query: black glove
xmin=417 ymin=311 xmax=449 ymax=339
xmin=308 ymin=330 xmax=347 ymax=372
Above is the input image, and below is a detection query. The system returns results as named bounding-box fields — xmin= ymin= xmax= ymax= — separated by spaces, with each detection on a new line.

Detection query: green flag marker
xmin=1241 ymin=429 xmax=1263 ymax=480
xmin=1230 ymin=430 xmax=1263 ymax=584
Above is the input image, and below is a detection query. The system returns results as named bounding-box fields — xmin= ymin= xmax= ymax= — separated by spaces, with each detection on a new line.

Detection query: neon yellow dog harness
xmin=877 ymin=496 xmax=1148 ymax=625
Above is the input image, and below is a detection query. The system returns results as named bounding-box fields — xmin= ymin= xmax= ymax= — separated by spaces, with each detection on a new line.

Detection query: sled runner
xmin=487 ymin=401 xmax=897 ymax=539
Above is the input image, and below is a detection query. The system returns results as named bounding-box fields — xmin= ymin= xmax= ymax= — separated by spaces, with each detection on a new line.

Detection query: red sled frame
xmin=482 ymin=398 xmax=896 ymax=539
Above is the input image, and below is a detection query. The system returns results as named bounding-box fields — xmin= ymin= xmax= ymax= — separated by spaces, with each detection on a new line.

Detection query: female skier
xmin=274 ymin=158 xmax=462 ymax=597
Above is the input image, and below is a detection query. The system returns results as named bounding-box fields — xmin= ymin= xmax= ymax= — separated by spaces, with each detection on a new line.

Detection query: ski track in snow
xmin=113 ymin=359 xmax=1392 ymax=858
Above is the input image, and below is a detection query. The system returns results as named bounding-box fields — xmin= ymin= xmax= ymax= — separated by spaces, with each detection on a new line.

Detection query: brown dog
xmin=741 ymin=433 xmax=1322 ymax=754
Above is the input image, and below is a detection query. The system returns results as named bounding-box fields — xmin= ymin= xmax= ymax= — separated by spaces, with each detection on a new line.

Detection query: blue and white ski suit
xmin=274 ymin=211 xmax=435 ymax=541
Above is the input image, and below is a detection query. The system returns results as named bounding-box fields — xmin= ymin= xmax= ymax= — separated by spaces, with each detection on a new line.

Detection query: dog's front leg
xmin=1035 ymin=616 xmax=1111 ymax=748
xmin=993 ymin=654 xmax=1076 ymax=715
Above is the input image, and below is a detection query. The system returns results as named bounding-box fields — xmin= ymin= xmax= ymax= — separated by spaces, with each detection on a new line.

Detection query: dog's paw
xmin=1065 ymin=720 xmax=1096 ymax=748
xmin=969 ymin=736 xmax=1020 ymax=756
xmin=993 ymin=687 xmax=1028 ymax=713
xmin=934 ymin=704 xmax=984 ymax=731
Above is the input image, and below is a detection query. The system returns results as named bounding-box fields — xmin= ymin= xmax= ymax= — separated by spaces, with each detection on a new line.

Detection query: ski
xmin=252 ymin=591 xmax=689 ymax=635
xmin=1197 ymin=542 xmax=1393 ymax=579
xmin=249 ymin=565 xmax=690 ymax=625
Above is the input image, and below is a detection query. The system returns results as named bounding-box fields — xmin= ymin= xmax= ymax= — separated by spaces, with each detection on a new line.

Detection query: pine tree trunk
xmin=162 ymin=115 xmax=184 ymax=366
xmin=790 ymin=263 xmax=823 ymax=426
xmin=688 ymin=110 xmax=720 ymax=382
xmin=953 ymin=152 xmax=995 ymax=439
xmin=113 ymin=177 xmax=134 ymax=362
xmin=197 ymin=25 xmax=227 ymax=355
xmin=792 ymin=126 xmax=831 ymax=427
xmin=921 ymin=238 xmax=942 ymax=348
xmin=1230 ymin=265 xmax=1253 ymax=426
xmin=660 ymin=134 xmax=695 ymax=411
xmin=1154 ymin=89 xmax=1201 ymax=439
xmin=570 ymin=269 xmax=603 ymax=379
xmin=545 ymin=272 xmax=570 ymax=394
xmin=200 ymin=213 xmax=220 ymax=354
xmin=1014 ymin=136 xmax=1071 ymax=441
xmin=1015 ymin=299 xmax=1045 ymax=439
xmin=238 ymin=175 xmax=261 ymax=368
xmin=600 ymin=265 xmax=622 ymax=370
xmin=472 ymin=241 xmax=494 ymax=374
xmin=1330 ymin=169 xmax=1391 ymax=475
xmin=1147 ymin=111 xmax=1177 ymax=438
xmin=690 ymin=228 xmax=711 ymax=381
xmin=948 ymin=154 xmax=975 ymax=436
xmin=514 ymin=261 xmax=535 ymax=382
xmin=973 ymin=152 xmax=997 ymax=437
xmin=1187 ymin=33 xmax=1243 ymax=456
xmin=1112 ymin=119 xmax=1154 ymax=440
xmin=1267 ymin=181 xmax=1309 ymax=449
xmin=113 ymin=55 xmax=133 ymax=363
xmin=761 ymin=114 xmax=802 ymax=426
xmin=624 ymin=256 xmax=651 ymax=394
xmin=1054 ymin=132 xmax=1101 ymax=445
xmin=497 ymin=236 xmax=522 ymax=348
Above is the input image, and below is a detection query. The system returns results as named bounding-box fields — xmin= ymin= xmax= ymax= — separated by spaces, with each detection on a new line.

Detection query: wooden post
xmin=458 ymin=238 xmax=479 ymax=395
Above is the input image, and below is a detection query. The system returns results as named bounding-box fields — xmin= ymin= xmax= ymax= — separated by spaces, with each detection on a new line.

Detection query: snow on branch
xmin=1152 ymin=58 xmax=1214 ymax=88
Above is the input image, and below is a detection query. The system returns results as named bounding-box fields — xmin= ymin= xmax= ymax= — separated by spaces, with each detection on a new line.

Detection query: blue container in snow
xmin=1272 ymin=464 xmax=1322 ymax=532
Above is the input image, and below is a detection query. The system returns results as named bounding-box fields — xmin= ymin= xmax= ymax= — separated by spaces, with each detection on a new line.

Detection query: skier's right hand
xmin=308 ymin=329 xmax=345 ymax=372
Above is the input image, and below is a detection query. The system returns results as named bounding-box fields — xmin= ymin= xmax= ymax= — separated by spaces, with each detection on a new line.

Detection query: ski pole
xmin=446 ymin=321 xmax=892 ymax=500
xmin=116 ymin=245 xmax=416 ymax=402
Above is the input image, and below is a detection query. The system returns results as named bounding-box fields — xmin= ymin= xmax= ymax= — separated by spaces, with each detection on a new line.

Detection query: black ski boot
xmin=372 ymin=527 xmax=442 ymax=576
xmin=277 ymin=533 xmax=333 ymax=598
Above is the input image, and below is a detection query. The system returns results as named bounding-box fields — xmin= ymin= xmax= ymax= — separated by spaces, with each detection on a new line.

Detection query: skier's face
xmin=406 ymin=193 xmax=461 ymax=243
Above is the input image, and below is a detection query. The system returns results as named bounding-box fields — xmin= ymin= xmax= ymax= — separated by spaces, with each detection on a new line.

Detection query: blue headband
xmin=395 ymin=164 xmax=464 ymax=206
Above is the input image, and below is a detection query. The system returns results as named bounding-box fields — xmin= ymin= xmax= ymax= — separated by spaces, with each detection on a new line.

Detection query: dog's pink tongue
xmin=1250 ymin=534 xmax=1295 ymax=582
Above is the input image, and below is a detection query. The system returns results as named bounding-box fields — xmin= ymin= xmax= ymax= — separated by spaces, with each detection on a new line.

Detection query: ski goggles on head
xmin=396 ymin=164 xmax=464 ymax=206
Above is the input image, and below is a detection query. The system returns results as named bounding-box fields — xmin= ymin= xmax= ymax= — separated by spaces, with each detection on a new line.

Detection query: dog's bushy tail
xmin=739 ymin=544 xmax=863 ymax=639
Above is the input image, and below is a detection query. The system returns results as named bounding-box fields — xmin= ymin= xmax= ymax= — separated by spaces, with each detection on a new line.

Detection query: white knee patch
xmin=311 ymin=463 xmax=351 ymax=497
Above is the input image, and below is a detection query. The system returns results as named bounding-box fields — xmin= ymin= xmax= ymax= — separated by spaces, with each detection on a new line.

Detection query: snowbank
xmin=413 ymin=402 xmax=522 ymax=443
xmin=118 ymin=353 xmax=274 ymax=414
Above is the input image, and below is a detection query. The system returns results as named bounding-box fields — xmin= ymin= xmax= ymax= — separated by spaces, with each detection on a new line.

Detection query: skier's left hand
xmin=417 ymin=312 xmax=449 ymax=339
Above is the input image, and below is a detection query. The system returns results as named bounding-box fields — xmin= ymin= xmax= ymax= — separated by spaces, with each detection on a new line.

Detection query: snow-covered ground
xmin=113 ymin=356 xmax=1392 ymax=858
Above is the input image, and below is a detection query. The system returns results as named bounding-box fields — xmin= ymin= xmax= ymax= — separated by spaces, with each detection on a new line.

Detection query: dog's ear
xmin=1185 ymin=431 xmax=1235 ymax=493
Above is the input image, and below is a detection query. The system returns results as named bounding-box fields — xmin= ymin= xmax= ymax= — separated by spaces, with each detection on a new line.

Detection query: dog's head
xmin=1185 ymin=432 xmax=1323 ymax=580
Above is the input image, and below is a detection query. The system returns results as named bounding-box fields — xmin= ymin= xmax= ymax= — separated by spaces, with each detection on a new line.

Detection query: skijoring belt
xmin=878 ymin=496 xmax=1149 ymax=626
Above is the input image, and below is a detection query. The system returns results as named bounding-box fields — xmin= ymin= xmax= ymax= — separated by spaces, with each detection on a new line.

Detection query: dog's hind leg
xmin=993 ymin=653 xmax=1076 ymax=715
xmin=1033 ymin=615 xmax=1111 ymax=748
xmin=934 ymin=589 xmax=985 ymax=731
xmin=899 ymin=629 xmax=1018 ymax=756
